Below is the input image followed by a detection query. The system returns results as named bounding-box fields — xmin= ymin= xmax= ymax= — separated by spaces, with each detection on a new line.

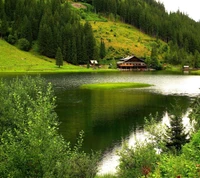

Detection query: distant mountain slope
xmin=91 ymin=20 xmax=163 ymax=59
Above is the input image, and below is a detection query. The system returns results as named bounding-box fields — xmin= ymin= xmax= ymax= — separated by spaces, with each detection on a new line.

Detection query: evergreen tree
xmin=20 ymin=15 xmax=33 ymax=44
xmin=193 ymin=50 xmax=200 ymax=68
xmin=84 ymin=21 xmax=97 ymax=60
xmin=99 ymin=38 xmax=106 ymax=59
xmin=4 ymin=0 xmax=16 ymax=21
xmin=38 ymin=23 xmax=54 ymax=58
xmin=0 ymin=0 xmax=4 ymax=19
xmin=80 ymin=35 xmax=88 ymax=64
xmin=150 ymin=45 xmax=159 ymax=69
xmin=71 ymin=37 xmax=77 ymax=65
xmin=165 ymin=101 xmax=189 ymax=153
xmin=55 ymin=47 xmax=63 ymax=68
xmin=0 ymin=14 xmax=8 ymax=38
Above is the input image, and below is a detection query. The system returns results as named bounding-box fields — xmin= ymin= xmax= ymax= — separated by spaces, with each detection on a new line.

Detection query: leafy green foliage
xmin=0 ymin=76 xmax=100 ymax=178
xmin=117 ymin=142 xmax=160 ymax=178
xmin=189 ymin=97 xmax=200 ymax=131
xmin=7 ymin=34 xmax=17 ymax=44
xmin=183 ymin=129 xmax=200 ymax=164
xmin=115 ymin=98 xmax=200 ymax=178
xmin=149 ymin=154 xmax=199 ymax=178
xmin=18 ymin=38 xmax=30 ymax=51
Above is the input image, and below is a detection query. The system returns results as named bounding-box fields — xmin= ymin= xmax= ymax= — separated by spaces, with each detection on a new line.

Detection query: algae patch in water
xmin=80 ymin=82 xmax=153 ymax=90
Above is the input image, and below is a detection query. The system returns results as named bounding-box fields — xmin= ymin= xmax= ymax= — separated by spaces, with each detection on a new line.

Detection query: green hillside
xmin=92 ymin=20 xmax=160 ymax=59
xmin=0 ymin=39 xmax=88 ymax=72
xmin=0 ymin=16 xmax=166 ymax=72
xmin=0 ymin=0 xmax=168 ymax=72
xmin=74 ymin=2 xmax=165 ymax=60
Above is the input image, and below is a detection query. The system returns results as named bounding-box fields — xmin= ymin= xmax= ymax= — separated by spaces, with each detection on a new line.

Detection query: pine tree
xmin=38 ymin=23 xmax=54 ymax=58
xmin=84 ymin=21 xmax=96 ymax=60
xmin=4 ymin=0 xmax=16 ymax=21
xmin=150 ymin=45 xmax=159 ymax=69
xmin=0 ymin=0 xmax=4 ymax=19
xmin=99 ymin=38 xmax=106 ymax=59
xmin=165 ymin=101 xmax=189 ymax=153
xmin=20 ymin=15 xmax=33 ymax=44
xmin=0 ymin=14 xmax=8 ymax=38
xmin=71 ymin=37 xmax=77 ymax=65
xmin=55 ymin=47 xmax=63 ymax=68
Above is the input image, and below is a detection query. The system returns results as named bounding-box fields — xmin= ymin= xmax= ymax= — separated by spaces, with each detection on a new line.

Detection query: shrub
xmin=117 ymin=142 xmax=160 ymax=178
xmin=0 ymin=76 xmax=100 ymax=178
xmin=149 ymin=154 xmax=199 ymax=178
xmin=7 ymin=34 xmax=17 ymax=44
xmin=18 ymin=38 xmax=30 ymax=51
xmin=183 ymin=130 xmax=200 ymax=163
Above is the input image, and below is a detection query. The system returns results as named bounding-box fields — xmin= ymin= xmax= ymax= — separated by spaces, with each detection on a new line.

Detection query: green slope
xmin=0 ymin=40 xmax=88 ymax=73
xmin=0 ymin=3 xmax=167 ymax=72
xmin=92 ymin=20 xmax=160 ymax=59
xmin=74 ymin=2 xmax=167 ymax=60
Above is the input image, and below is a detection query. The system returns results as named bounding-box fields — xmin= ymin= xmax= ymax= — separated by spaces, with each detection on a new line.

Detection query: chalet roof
xmin=90 ymin=60 xmax=98 ymax=64
xmin=117 ymin=55 xmax=145 ymax=64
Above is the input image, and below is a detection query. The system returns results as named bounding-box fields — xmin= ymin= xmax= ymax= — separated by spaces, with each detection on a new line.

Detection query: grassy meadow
xmin=0 ymin=39 xmax=109 ymax=73
xmin=91 ymin=20 xmax=158 ymax=59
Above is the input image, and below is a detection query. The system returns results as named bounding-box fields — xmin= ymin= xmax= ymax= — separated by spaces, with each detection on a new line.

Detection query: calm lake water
xmin=39 ymin=72 xmax=200 ymax=152
xmin=1 ymin=71 xmax=200 ymax=174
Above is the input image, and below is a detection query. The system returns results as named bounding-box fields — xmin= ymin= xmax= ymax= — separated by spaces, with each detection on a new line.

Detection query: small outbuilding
xmin=183 ymin=65 xmax=190 ymax=73
xmin=90 ymin=60 xmax=99 ymax=68
xmin=117 ymin=55 xmax=147 ymax=70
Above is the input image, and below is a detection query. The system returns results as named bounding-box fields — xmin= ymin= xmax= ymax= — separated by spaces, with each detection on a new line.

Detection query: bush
xmin=18 ymin=38 xmax=30 ymax=51
xmin=183 ymin=130 xmax=200 ymax=163
xmin=0 ymin=76 xmax=100 ymax=178
xmin=149 ymin=154 xmax=199 ymax=178
xmin=7 ymin=34 xmax=17 ymax=44
xmin=117 ymin=142 xmax=160 ymax=178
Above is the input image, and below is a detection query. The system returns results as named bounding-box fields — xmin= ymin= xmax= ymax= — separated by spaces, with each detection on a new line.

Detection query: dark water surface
xmin=41 ymin=72 xmax=199 ymax=152
xmin=1 ymin=71 xmax=199 ymax=174
xmin=1 ymin=72 xmax=199 ymax=153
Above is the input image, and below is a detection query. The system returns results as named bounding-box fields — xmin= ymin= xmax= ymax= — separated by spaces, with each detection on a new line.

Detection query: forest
xmin=0 ymin=0 xmax=98 ymax=65
xmin=91 ymin=0 xmax=200 ymax=67
xmin=0 ymin=0 xmax=200 ymax=67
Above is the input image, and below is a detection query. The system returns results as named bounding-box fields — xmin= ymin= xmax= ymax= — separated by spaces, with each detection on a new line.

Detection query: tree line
xmin=0 ymin=0 xmax=98 ymax=65
xmin=1 ymin=0 xmax=200 ymax=67
xmin=92 ymin=0 xmax=200 ymax=67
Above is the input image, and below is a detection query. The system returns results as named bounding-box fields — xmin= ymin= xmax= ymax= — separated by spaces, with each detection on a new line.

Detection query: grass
xmin=164 ymin=64 xmax=182 ymax=73
xmin=190 ymin=70 xmax=200 ymax=75
xmin=80 ymin=82 xmax=153 ymax=90
xmin=0 ymin=39 xmax=118 ymax=73
xmin=91 ymin=20 xmax=160 ymax=59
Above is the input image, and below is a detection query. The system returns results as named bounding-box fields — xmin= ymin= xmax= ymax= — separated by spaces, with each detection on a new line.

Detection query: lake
xmin=1 ymin=71 xmax=200 ymax=174
xmin=39 ymin=72 xmax=199 ymax=152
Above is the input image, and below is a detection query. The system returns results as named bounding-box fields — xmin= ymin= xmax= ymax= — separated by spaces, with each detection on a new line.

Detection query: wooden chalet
xmin=117 ymin=55 xmax=147 ymax=70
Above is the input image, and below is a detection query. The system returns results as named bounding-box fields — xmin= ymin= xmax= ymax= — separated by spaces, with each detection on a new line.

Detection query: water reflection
xmin=1 ymin=72 xmax=199 ymax=174
xmin=98 ymin=110 xmax=193 ymax=175
xmin=56 ymin=86 xmax=190 ymax=152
